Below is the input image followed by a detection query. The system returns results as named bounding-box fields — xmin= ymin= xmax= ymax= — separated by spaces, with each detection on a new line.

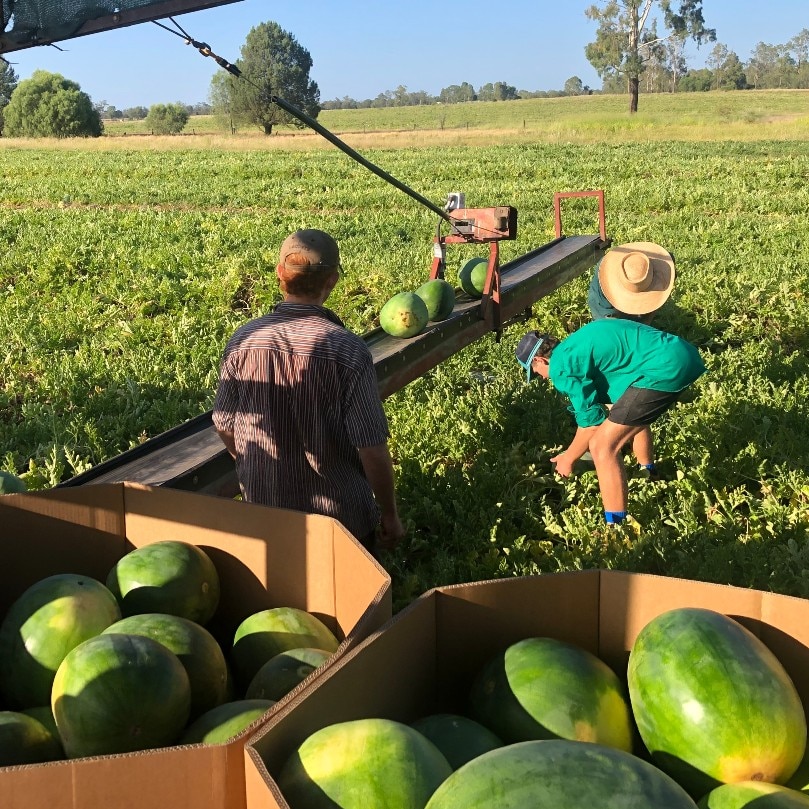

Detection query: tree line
xmin=3 ymin=8 xmax=809 ymax=138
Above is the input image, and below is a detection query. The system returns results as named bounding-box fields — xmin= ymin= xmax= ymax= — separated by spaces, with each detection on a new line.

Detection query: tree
xmin=679 ymin=67 xmax=712 ymax=91
xmin=3 ymin=70 xmax=102 ymax=138
xmin=0 ymin=59 xmax=18 ymax=134
xmin=144 ymin=102 xmax=189 ymax=135
xmin=438 ymin=82 xmax=476 ymax=103
xmin=123 ymin=106 xmax=149 ymax=120
xmin=707 ymin=44 xmax=746 ymax=90
xmin=564 ymin=76 xmax=585 ymax=96
xmin=585 ymin=1 xmax=715 ymax=113
xmin=212 ymin=21 xmax=320 ymax=135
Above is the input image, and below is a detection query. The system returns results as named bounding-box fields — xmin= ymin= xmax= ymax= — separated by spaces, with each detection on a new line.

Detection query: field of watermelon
xmin=2 ymin=91 xmax=809 ymax=608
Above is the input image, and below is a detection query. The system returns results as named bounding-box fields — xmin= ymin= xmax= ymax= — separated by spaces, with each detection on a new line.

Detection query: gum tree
xmin=585 ymin=1 xmax=715 ymax=112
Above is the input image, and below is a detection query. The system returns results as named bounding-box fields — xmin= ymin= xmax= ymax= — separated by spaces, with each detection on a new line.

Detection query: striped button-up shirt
xmin=212 ymin=302 xmax=390 ymax=538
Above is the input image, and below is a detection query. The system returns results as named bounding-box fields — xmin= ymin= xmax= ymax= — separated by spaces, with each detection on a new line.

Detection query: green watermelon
xmin=245 ymin=647 xmax=332 ymax=702
xmin=0 ymin=573 xmax=121 ymax=708
xmin=424 ymin=739 xmax=697 ymax=808
xmin=231 ymin=607 xmax=340 ymax=691
xmin=0 ymin=470 xmax=27 ymax=494
xmin=414 ymin=279 xmax=456 ymax=321
xmin=379 ymin=291 xmax=429 ymax=338
xmin=468 ymin=636 xmax=633 ymax=751
xmin=697 ymin=781 xmax=809 ymax=808
xmin=180 ymin=698 xmax=275 ymax=745
xmin=628 ymin=607 xmax=806 ymax=798
xmin=21 ymin=705 xmax=61 ymax=742
xmin=52 ymin=633 xmax=191 ymax=758
xmin=458 ymin=257 xmax=489 ymax=298
xmin=410 ymin=713 xmax=503 ymax=770
xmin=277 ymin=718 xmax=453 ymax=809
xmin=0 ymin=710 xmax=64 ymax=766
xmin=102 ymin=613 xmax=229 ymax=721
xmin=106 ymin=540 xmax=220 ymax=625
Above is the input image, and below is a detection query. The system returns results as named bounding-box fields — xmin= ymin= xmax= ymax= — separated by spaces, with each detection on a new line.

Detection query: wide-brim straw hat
xmin=598 ymin=242 xmax=675 ymax=316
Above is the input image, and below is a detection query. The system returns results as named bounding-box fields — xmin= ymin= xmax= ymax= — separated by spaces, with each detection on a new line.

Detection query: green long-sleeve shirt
xmin=549 ymin=319 xmax=707 ymax=428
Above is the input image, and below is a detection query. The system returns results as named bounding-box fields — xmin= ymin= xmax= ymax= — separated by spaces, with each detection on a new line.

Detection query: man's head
xmin=598 ymin=242 xmax=675 ymax=316
xmin=515 ymin=331 xmax=559 ymax=382
xmin=277 ymin=229 xmax=341 ymax=299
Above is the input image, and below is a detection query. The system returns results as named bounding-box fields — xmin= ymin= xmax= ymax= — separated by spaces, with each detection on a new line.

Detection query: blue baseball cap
xmin=515 ymin=331 xmax=549 ymax=382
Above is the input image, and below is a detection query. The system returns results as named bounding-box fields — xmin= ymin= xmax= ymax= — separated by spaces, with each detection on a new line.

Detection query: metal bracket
xmin=553 ymin=190 xmax=607 ymax=243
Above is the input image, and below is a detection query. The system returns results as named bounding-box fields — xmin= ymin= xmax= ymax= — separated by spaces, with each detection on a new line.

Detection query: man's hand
xmin=550 ymin=451 xmax=576 ymax=478
xmin=375 ymin=513 xmax=405 ymax=551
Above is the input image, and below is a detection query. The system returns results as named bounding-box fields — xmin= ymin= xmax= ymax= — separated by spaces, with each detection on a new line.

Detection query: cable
xmin=151 ymin=19 xmax=485 ymax=233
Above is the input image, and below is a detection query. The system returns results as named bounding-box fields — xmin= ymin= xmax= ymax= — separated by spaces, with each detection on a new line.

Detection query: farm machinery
xmin=60 ymin=192 xmax=610 ymax=497
xmin=2 ymin=0 xmax=612 ymax=496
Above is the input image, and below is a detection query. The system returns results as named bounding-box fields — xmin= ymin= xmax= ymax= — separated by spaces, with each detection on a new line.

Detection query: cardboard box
xmin=0 ymin=483 xmax=392 ymax=809
xmin=244 ymin=570 xmax=809 ymax=809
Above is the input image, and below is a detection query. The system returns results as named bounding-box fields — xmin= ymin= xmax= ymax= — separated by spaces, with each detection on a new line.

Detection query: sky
xmin=3 ymin=0 xmax=809 ymax=110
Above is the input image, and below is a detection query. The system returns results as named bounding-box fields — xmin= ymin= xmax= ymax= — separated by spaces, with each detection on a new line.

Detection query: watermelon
xmin=410 ymin=713 xmax=503 ymax=770
xmin=0 ymin=573 xmax=121 ymax=708
xmin=0 ymin=470 xmax=26 ymax=494
xmin=180 ymin=698 xmax=275 ymax=745
xmin=414 ymin=279 xmax=455 ymax=321
xmin=468 ymin=636 xmax=633 ymax=751
xmin=102 ymin=613 xmax=229 ymax=721
xmin=52 ymin=633 xmax=191 ymax=758
xmin=106 ymin=540 xmax=220 ymax=625
xmin=231 ymin=607 xmax=340 ymax=690
xmin=245 ymin=647 xmax=332 ymax=702
xmin=628 ymin=607 xmax=806 ymax=798
xmin=697 ymin=781 xmax=809 ymax=808
xmin=277 ymin=718 xmax=453 ymax=809
xmin=379 ymin=291 xmax=429 ymax=338
xmin=458 ymin=257 xmax=488 ymax=298
xmin=0 ymin=710 xmax=64 ymax=766
xmin=424 ymin=739 xmax=697 ymax=808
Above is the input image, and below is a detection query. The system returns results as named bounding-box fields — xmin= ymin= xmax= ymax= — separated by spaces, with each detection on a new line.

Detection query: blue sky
xmin=5 ymin=0 xmax=809 ymax=109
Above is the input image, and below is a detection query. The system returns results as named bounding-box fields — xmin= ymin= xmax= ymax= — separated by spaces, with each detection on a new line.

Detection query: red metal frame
xmin=553 ymin=190 xmax=607 ymax=242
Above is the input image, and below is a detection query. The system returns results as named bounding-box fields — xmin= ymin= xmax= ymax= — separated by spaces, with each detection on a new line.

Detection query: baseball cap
xmin=515 ymin=331 xmax=550 ymax=382
xmin=279 ymin=229 xmax=341 ymax=272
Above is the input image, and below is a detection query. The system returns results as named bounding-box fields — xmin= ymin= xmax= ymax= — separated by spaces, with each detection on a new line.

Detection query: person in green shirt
xmin=587 ymin=241 xmax=677 ymax=480
xmin=515 ymin=318 xmax=706 ymax=526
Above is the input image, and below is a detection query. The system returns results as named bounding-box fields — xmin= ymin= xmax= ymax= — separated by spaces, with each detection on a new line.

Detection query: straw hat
xmin=598 ymin=242 xmax=675 ymax=316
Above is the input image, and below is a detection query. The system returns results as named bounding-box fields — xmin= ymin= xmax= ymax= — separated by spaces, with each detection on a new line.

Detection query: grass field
xmin=2 ymin=90 xmax=809 ymax=609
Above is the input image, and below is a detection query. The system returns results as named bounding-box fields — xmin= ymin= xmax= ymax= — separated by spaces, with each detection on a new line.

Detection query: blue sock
xmin=605 ymin=511 xmax=627 ymax=524
xmin=640 ymin=463 xmax=656 ymax=472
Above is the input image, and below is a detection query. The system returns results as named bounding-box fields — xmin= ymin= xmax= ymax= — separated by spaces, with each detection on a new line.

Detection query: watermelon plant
xmin=2 ymin=92 xmax=809 ymax=612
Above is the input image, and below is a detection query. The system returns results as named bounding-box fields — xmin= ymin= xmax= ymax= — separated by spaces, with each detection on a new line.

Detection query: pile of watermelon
xmin=0 ymin=540 xmax=339 ymax=766
xmin=379 ymin=257 xmax=489 ymax=339
xmin=273 ymin=607 xmax=809 ymax=809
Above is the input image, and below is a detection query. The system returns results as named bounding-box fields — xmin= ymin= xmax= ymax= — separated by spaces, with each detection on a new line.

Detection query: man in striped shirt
xmin=213 ymin=229 xmax=404 ymax=553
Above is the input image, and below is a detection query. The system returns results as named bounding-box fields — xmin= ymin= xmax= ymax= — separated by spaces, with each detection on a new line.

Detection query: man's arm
xmin=551 ymin=425 xmax=600 ymax=477
xmin=215 ymin=426 xmax=237 ymax=460
xmin=357 ymin=443 xmax=405 ymax=549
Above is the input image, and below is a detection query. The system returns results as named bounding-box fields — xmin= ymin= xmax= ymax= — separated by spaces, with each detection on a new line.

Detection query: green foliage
xmin=0 ymin=59 xmax=18 ymax=133
xmin=144 ymin=103 xmax=190 ymax=135
xmin=213 ymin=20 xmax=320 ymax=135
xmin=3 ymin=94 xmax=809 ymax=609
xmin=3 ymin=70 xmax=102 ymax=138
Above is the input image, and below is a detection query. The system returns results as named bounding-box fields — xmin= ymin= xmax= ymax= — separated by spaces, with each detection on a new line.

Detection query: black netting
xmin=1 ymin=0 xmax=240 ymax=52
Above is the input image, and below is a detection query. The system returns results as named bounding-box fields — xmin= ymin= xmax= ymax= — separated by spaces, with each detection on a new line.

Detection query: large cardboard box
xmin=0 ymin=483 xmax=392 ymax=809
xmin=244 ymin=570 xmax=809 ymax=809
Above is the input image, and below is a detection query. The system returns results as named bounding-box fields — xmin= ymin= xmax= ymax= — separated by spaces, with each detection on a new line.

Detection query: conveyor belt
xmin=60 ymin=234 xmax=608 ymax=496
